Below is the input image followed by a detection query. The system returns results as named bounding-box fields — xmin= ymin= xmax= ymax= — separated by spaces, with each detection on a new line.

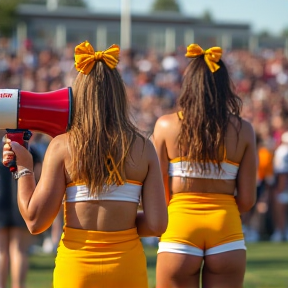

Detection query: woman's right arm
xmin=136 ymin=140 xmax=168 ymax=237
xmin=235 ymin=120 xmax=257 ymax=213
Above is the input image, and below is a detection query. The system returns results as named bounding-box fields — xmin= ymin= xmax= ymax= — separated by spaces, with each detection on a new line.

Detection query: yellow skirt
xmin=53 ymin=226 xmax=148 ymax=288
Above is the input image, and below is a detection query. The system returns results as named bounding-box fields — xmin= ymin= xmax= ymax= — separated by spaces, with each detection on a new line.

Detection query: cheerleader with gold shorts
xmin=2 ymin=41 xmax=168 ymax=288
xmin=153 ymin=44 xmax=257 ymax=288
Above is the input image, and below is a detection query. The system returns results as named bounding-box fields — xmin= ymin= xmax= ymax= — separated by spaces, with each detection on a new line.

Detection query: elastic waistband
xmin=170 ymin=192 xmax=236 ymax=204
xmin=62 ymin=226 xmax=139 ymax=243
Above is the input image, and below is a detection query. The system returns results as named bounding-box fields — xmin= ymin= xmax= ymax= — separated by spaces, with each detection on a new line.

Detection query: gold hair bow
xmin=74 ymin=41 xmax=120 ymax=75
xmin=185 ymin=44 xmax=222 ymax=73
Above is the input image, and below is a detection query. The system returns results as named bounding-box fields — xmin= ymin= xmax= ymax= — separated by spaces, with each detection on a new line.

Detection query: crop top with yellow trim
xmin=169 ymin=157 xmax=239 ymax=180
xmin=64 ymin=180 xmax=142 ymax=203
xmin=169 ymin=111 xmax=239 ymax=180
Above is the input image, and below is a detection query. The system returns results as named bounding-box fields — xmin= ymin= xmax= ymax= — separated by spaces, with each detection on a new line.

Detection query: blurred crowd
xmin=1 ymin=36 xmax=288 ymax=247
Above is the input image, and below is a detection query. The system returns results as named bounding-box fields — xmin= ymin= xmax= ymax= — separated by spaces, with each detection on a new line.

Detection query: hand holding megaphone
xmin=4 ymin=129 xmax=32 ymax=171
xmin=2 ymin=137 xmax=34 ymax=179
xmin=2 ymin=139 xmax=16 ymax=168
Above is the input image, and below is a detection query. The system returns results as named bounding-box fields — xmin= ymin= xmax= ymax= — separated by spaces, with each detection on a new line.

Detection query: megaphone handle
xmin=5 ymin=130 xmax=32 ymax=172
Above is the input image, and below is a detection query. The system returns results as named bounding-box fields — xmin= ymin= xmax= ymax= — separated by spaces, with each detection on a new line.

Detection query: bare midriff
xmin=64 ymin=200 xmax=139 ymax=231
xmin=170 ymin=177 xmax=236 ymax=195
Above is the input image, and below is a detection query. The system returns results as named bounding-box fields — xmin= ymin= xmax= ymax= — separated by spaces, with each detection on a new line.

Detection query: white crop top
xmin=169 ymin=157 xmax=239 ymax=180
xmin=169 ymin=111 xmax=239 ymax=180
xmin=64 ymin=180 xmax=142 ymax=203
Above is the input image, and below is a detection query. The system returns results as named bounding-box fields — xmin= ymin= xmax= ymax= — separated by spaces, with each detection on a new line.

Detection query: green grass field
xmin=22 ymin=242 xmax=288 ymax=288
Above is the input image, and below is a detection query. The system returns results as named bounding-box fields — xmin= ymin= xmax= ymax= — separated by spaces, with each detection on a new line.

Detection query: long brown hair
xmin=178 ymin=55 xmax=242 ymax=172
xmin=68 ymin=61 xmax=144 ymax=196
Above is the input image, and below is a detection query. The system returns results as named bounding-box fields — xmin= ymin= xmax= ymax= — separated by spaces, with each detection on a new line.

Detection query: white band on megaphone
xmin=0 ymin=89 xmax=19 ymax=129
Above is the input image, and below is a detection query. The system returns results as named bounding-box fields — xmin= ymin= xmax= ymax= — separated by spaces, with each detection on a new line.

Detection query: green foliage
xmin=151 ymin=0 xmax=180 ymax=12
xmin=202 ymin=10 xmax=213 ymax=23
xmin=258 ymin=30 xmax=271 ymax=38
xmin=0 ymin=0 xmax=86 ymax=37
xmin=20 ymin=0 xmax=46 ymax=3
xmin=0 ymin=0 xmax=19 ymax=36
xmin=282 ymin=27 xmax=288 ymax=37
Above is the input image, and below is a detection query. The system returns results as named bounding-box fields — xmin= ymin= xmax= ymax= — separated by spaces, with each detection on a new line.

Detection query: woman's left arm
xmin=4 ymin=135 xmax=67 ymax=234
xmin=236 ymin=121 xmax=257 ymax=213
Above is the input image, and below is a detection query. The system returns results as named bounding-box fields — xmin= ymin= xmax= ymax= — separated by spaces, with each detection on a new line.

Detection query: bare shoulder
xmin=45 ymin=133 xmax=68 ymax=158
xmin=154 ymin=112 xmax=179 ymax=142
xmin=229 ymin=115 xmax=255 ymax=140
xmin=239 ymin=117 xmax=254 ymax=130
xmin=157 ymin=113 xmax=175 ymax=124
xmin=239 ymin=118 xmax=255 ymax=141
xmin=155 ymin=112 xmax=178 ymax=129
xmin=133 ymin=136 xmax=156 ymax=158
xmin=126 ymin=136 xmax=158 ymax=181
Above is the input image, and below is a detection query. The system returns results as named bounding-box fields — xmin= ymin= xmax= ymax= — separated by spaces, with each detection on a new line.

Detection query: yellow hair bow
xmin=185 ymin=44 xmax=222 ymax=73
xmin=74 ymin=41 xmax=120 ymax=75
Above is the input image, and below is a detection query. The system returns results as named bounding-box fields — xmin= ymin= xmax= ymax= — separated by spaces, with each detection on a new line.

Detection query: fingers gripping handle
xmin=3 ymin=129 xmax=32 ymax=172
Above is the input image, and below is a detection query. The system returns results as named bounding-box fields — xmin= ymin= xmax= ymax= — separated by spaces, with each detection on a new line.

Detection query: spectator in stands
xmin=0 ymin=130 xmax=31 ymax=288
xmin=242 ymin=133 xmax=274 ymax=242
xmin=270 ymin=131 xmax=288 ymax=241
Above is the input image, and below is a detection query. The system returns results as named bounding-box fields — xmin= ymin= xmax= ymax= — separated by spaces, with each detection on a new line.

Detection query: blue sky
xmin=85 ymin=0 xmax=288 ymax=35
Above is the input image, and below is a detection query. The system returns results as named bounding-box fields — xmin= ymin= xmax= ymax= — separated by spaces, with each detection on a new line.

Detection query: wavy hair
xmin=68 ymin=61 xmax=144 ymax=196
xmin=178 ymin=55 xmax=242 ymax=172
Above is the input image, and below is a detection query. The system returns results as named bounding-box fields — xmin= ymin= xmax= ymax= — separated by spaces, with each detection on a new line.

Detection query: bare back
xmin=153 ymin=112 xmax=257 ymax=212
xmin=60 ymin=135 xmax=155 ymax=231
xmin=21 ymin=133 xmax=165 ymax=234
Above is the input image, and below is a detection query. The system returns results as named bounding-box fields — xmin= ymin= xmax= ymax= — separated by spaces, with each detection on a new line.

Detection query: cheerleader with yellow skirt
xmin=2 ymin=41 xmax=167 ymax=288
xmin=153 ymin=44 xmax=257 ymax=288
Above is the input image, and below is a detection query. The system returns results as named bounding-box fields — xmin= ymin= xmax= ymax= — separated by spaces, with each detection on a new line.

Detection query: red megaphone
xmin=0 ymin=87 xmax=73 ymax=172
xmin=0 ymin=87 xmax=72 ymax=137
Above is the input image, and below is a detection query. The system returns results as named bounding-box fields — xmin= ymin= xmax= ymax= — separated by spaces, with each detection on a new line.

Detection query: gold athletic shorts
xmin=158 ymin=192 xmax=246 ymax=256
xmin=53 ymin=226 xmax=148 ymax=288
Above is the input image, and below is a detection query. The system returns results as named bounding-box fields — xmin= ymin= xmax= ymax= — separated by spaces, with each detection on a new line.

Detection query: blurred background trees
xmin=23 ymin=0 xmax=86 ymax=6
xmin=0 ymin=0 xmax=19 ymax=36
xmin=0 ymin=0 xmax=86 ymax=37
xmin=151 ymin=0 xmax=181 ymax=12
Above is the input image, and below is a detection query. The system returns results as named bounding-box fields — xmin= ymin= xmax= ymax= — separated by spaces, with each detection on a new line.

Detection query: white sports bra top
xmin=64 ymin=180 xmax=142 ymax=203
xmin=169 ymin=157 xmax=239 ymax=180
xmin=169 ymin=111 xmax=239 ymax=180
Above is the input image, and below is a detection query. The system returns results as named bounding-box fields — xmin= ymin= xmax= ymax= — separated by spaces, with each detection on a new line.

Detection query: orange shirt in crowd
xmin=257 ymin=147 xmax=274 ymax=183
